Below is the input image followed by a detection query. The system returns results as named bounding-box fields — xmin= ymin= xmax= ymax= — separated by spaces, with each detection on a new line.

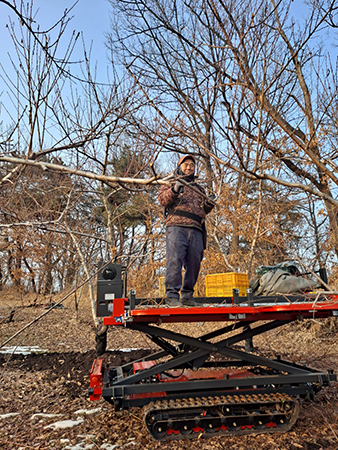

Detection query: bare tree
xmin=0 ymin=1 xmax=161 ymax=311
xmin=105 ymin=0 xmax=338 ymax=275
xmin=2 ymin=0 xmax=337 ymax=311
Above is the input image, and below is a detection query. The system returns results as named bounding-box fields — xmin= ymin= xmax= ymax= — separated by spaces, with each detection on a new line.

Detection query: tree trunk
xmin=42 ymin=244 xmax=53 ymax=295
xmin=324 ymin=199 xmax=338 ymax=257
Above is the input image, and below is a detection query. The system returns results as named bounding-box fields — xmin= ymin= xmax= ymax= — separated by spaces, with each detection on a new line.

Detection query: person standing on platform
xmin=158 ymin=154 xmax=215 ymax=307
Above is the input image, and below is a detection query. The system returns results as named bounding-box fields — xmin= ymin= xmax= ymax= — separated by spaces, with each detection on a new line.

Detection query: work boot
xmin=180 ymin=297 xmax=198 ymax=307
xmin=165 ymin=297 xmax=181 ymax=307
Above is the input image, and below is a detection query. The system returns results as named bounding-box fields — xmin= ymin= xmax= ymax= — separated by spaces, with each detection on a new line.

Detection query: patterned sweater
xmin=158 ymin=182 xmax=214 ymax=230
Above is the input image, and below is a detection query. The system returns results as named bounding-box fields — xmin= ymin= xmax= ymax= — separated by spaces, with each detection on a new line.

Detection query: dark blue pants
xmin=165 ymin=226 xmax=204 ymax=299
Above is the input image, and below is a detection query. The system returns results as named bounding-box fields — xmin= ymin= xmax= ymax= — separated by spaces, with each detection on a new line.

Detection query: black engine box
xmin=96 ymin=262 xmax=124 ymax=317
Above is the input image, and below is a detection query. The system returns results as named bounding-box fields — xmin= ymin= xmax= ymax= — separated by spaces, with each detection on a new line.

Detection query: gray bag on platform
xmin=255 ymin=269 xmax=317 ymax=296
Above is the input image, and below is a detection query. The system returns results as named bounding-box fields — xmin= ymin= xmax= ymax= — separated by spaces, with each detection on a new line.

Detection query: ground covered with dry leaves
xmin=1 ymin=290 xmax=338 ymax=450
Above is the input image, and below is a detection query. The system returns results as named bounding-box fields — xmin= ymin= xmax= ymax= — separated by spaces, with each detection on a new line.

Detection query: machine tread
xmin=143 ymin=393 xmax=299 ymax=440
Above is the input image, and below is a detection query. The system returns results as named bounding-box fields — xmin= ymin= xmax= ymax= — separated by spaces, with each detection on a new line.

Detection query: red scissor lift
xmin=89 ymin=264 xmax=338 ymax=440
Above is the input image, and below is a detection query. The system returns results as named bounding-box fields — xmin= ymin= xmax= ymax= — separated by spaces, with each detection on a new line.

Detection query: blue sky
xmin=0 ymin=0 xmax=336 ymax=116
xmin=0 ymin=0 xmax=336 ymax=79
xmin=0 ymin=0 xmax=336 ymax=84
xmin=0 ymin=0 xmax=112 ymax=85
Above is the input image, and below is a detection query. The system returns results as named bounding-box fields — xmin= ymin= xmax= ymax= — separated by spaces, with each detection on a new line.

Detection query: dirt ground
xmin=1 ymin=290 xmax=338 ymax=450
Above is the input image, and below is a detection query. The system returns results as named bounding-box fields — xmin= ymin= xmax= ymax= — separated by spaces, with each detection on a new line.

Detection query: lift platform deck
xmin=103 ymin=294 xmax=338 ymax=325
xmin=89 ymin=290 xmax=338 ymax=440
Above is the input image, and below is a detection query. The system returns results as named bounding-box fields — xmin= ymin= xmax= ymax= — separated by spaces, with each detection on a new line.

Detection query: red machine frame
xmin=89 ymin=293 xmax=338 ymax=439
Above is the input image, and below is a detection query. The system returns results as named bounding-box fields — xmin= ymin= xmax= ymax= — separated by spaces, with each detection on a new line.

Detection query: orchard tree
xmin=106 ymin=0 xmax=338 ymax=274
xmin=0 ymin=1 xmax=161 ymax=321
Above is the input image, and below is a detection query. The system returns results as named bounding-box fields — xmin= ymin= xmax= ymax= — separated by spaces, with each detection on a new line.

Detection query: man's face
xmin=180 ymin=159 xmax=195 ymax=176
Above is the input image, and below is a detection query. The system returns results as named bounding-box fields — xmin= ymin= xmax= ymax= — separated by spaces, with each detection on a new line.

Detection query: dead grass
xmin=1 ymin=289 xmax=338 ymax=449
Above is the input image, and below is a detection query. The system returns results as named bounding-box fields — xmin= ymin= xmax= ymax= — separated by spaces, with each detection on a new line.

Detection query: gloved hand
xmin=173 ymin=181 xmax=184 ymax=193
xmin=206 ymin=193 xmax=217 ymax=208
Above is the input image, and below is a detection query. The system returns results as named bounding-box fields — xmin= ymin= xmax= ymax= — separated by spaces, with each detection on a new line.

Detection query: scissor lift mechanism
xmin=89 ymin=292 xmax=338 ymax=440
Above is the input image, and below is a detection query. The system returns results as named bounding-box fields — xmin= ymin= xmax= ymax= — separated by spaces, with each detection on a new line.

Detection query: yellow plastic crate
xmin=159 ymin=276 xmax=166 ymax=297
xmin=205 ymin=272 xmax=249 ymax=297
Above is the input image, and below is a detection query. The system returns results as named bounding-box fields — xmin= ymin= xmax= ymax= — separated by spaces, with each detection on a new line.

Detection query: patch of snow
xmin=100 ymin=445 xmax=119 ymax=450
xmin=60 ymin=439 xmax=70 ymax=444
xmin=44 ymin=418 xmax=84 ymax=430
xmin=30 ymin=413 xmax=63 ymax=420
xmin=99 ymin=441 xmax=136 ymax=450
xmin=77 ymin=435 xmax=96 ymax=439
xmin=63 ymin=442 xmax=94 ymax=450
xmin=0 ymin=345 xmax=47 ymax=355
xmin=108 ymin=348 xmax=147 ymax=352
xmin=74 ymin=408 xmax=102 ymax=415
xmin=0 ymin=413 xmax=20 ymax=419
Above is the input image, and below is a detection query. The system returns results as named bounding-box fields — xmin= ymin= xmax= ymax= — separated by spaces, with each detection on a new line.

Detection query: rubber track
xmin=143 ymin=392 xmax=300 ymax=440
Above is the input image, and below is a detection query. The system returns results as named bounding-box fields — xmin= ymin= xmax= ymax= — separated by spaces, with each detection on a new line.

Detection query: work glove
xmin=173 ymin=181 xmax=184 ymax=194
xmin=206 ymin=192 xmax=217 ymax=208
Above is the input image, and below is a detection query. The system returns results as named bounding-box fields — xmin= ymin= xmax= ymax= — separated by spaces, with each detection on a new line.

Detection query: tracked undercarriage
xmin=143 ymin=393 xmax=299 ymax=440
